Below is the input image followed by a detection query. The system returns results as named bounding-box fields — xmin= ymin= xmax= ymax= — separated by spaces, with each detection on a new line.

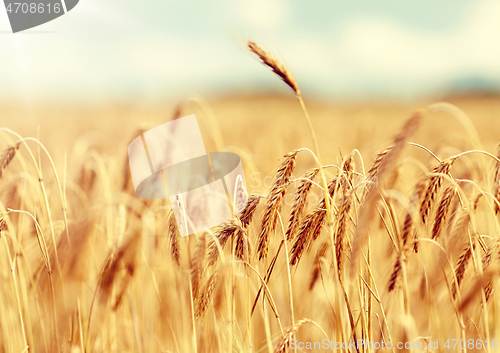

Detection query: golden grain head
xmin=247 ymin=40 xmax=300 ymax=95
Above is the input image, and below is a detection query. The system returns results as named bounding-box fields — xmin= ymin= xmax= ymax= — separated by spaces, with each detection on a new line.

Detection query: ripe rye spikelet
xmin=493 ymin=143 xmax=500 ymax=214
xmin=77 ymin=160 xmax=97 ymax=194
xmin=290 ymin=212 xmax=319 ymax=266
xmin=342 ymin=154 xmax=355 ymax=181
xmin=388 ymin=256 xmax=402 ymax=292
xmin=309 ymin=242 xmax=329 ymax=290
xmin=247 ymin=40 xmax=300 ymax=95
xmin=334 ymin=157 xmax=353 ymax=277
xmin=420 ymin=157 xmax=457 ymax=224
xmin=473 ymin=193 xmax=483 ymax=212
xmin=207 ymin=197 xmax=259 ymax=265
xmin=414 ymin=178 xmax=428 ymax=251
xmin=258 ymin=150 xmax=299 ymax=259
xmin=482 ymin=242 xmax=500 ymax=302
xmin=274 ymin=319 xmax=312 ymax=353
xmin=234 ymin=227 xmax=251 ymax=261
xmin=98 ymin=232 xmax=140 ymax=306
xmin=352 ymin=111 xmax=423 ymax=267
xmin=238 ymin=194 xmax=261 ymax=227
xmin=286 ymin=168 xmax=319 ymax=241
xmin=195 ymin=272 xmax=217 ymax=319
xmin=168 ymin=211 xmax=181 ymax=267
xmin=366 ymin=147 xmax=393 ymax=187
xmin=431 ymin=187 xmax=455 ymax=240
xmin=401 ymin=211 xmax=413 ymax=249
xmin=482 ymin=248 xmax=493 ymax=301
xmin=290 ymin=178 xmax=337 ymax=266
xmin=234 ymin=195 xmax=260 ymax=261
xmin=207 ymin=218 xmax=243 ymax=266
xmin=0 ymin=143 xmax=20 ymax=179
xmin=335 ymin=186 xmax=351 ymax=279
xmin=191 ymin=234 xmax=206 ymax=299
xmin=452 ymin=244 xmax=473 ymax=298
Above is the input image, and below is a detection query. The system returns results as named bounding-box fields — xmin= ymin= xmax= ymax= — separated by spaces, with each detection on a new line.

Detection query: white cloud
xmin=0 ymin=0 xmax=499 ymax=101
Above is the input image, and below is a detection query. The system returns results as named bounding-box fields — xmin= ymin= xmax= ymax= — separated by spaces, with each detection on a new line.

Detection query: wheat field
xmin=1 ymin=40 xmax=500 ymax=353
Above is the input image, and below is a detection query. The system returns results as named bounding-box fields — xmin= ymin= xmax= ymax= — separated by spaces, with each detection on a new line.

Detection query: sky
xmin=0 ymin=0 xmax=499 ymax=103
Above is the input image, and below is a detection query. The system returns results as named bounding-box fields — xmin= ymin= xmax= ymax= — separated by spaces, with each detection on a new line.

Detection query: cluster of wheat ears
xmin=1 ymin=39 xmax=500 ymax=353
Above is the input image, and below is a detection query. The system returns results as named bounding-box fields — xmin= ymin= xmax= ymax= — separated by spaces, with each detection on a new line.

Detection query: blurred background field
xmin=2 ymin=0 xmax=500 ymax=352
xmin=2 ymin=94 xmax=500 ymax=184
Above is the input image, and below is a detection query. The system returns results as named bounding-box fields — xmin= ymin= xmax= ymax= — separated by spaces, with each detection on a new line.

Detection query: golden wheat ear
xmin=431 ymin=186 xmax=455 ymax=240
xmin=98 ymin=232 xmax=140 ymax=307
xmin=247 ymin=40 xmax=299 ymax=95
xmin=238 ymin=194 xmax=261 ymax=227
xmin=290 ymin=177 xmax=337 ymax=266
xmin=309 ymin=242 xmax=329 ymax=290
xmin=420 ymin=156 xmax=457 ymax=224
xmin=207 ymin=217 xmax=242 ymax=266
xmin=0 ymin=143 xmax=20 ymax=179
xmin=452 ymin=244 xmax=473 ymax=299
xmin=258 ymin=150 xmax=299 ymax=260
xmin=190 ymin=234 xmax=207 ymax=300
xmin=286 ymin=168 xmax=319 ymax=241
xmin=387 ymin=256 xmax=402 ymax=292
xmin=168 ymin=211 xmax=181 ymax=267
xmin=366 ymin=147 xmax=392 ymax=184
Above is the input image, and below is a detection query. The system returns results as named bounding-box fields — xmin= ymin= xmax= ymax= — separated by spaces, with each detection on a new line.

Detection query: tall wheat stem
xmin=297 ymin=95 xmax=333 ymax=226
